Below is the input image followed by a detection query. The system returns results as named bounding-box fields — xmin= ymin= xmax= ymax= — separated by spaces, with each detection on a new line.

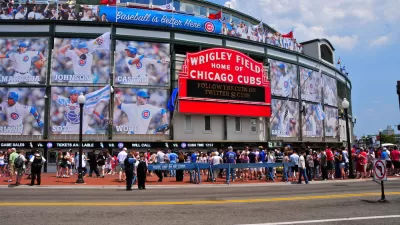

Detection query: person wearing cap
xmin=29 ymin=150 xmax=46 ymax=186
xmin=14 ymin=5 xmax=25 ymax=19
xmin=224 ymin=146 xmax=237 ymax=182
xmin=274 ymin=62 xmax=294 ymax=97
xmin=120 ymin=45 xmax=169 ymax=85
xmin=0 ymin=41 xmax=45 ymax=84
xmin=0 ymin=91 xmax=44 ymax=135
xmin=115 ymin=90 xmax=169 ymax=135
xmin=52 ymin=88 xmax=108 ymax=134
xmin=59 ymin=40 xmax=93 ymax=83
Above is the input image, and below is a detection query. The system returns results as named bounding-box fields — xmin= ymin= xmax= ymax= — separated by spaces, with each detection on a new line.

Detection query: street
xmin=1 ymin=180 xmax=399 ymax=225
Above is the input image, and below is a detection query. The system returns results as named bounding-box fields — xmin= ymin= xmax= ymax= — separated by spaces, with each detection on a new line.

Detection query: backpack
xmin=14 ymin=156 xmax=24 ymax=168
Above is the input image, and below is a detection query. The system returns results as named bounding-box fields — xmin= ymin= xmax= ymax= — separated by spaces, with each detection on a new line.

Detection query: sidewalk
xmin=1 ymin=172 xmax=399 ymax=188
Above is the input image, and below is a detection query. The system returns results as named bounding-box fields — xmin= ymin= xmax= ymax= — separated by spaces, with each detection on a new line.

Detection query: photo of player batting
xmin=50 ymin=86 xmax=110 ymax=135
xmin=302 ymin=103 xmax=323 ymax=137
xmin=300 ymin=67 xmax=321 ymax=103
xmin=113 ymin=88 xmax=170 ymax=135
xmin=270 ymin=99 xmax=299 ymax=137
xmin=0 ymin=88 xmax=45 ymax=135
xmin=324 ymin=106 xmax=338 ymax=137
xmin=52 ymin=36 xmax=110 ymax=84
xmin=0 ymin=38 xmax=48 ymax=84
xmin=114 ymin=40 xmax=170 ymax=86
xmin=269 ymin=59 xmax=298 ymax=99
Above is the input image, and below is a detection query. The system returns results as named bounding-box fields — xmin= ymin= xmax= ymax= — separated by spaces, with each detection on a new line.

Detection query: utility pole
xmin=397 ymin=81 xmax=400 ymax=131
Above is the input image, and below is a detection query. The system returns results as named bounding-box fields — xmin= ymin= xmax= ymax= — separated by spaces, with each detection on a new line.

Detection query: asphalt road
xmin=1 ymin=180 xmax=400 ymax=225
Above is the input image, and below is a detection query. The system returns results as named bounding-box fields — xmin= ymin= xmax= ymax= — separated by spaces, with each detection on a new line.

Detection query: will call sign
xmin=178 ymin=48 xmax=271 ymax=117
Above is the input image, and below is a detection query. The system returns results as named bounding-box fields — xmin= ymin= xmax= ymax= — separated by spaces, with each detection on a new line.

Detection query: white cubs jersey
xmin=0 ymin=101 xmax=31 ymax=126
xmin=54 ymin=95 xmax=90 ymax=133
xmin=306 ymin=116 xmax=317 ymax=136
xmin=7 ymin=51 xmax=39 ymax=73
xmin=124 ymin=57 xmax=157 ymax=85
xmin=65 ymin=50 xmax=93 ymax=78
xmin=278 ymin=75 xmax=293 ymax=97
xmin=278 ymin=110 xmax=293 ymax=137
xmin=120 ymin=103 xmax=162 ymax=134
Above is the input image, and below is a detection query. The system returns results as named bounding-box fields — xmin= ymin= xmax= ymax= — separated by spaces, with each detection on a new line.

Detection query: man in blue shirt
xmin=189 ymin=151 xmax=199 ymax=183
xmin=225 ymin=146 xmax=237 ymax=182
xmin=168 ymin=150 xmax=178 ymax=177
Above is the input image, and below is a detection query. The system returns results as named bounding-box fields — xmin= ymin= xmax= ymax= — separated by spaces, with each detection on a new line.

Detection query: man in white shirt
xmin=117 ymin=148 xmax=128 ymax=182
xmin=155 ymin=149 xmax=165 ymax=182
xmin=15 ymin=6 xmax=26 ymax=20
xmin=289 ymin=151 xmax=299 ymax=180
xmin=298 ymin=151 xmax=309 ymax=184
xmin=210 ymin=152 xmax=222 ymax=182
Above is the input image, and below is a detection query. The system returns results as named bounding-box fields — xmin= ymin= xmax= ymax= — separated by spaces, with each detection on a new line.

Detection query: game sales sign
xmin=178 ymin=48 xmax=271 ymax=117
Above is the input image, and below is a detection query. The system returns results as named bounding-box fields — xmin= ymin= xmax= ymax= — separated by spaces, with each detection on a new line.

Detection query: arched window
xmin=320 ymin=44 xmax=333 ymax=64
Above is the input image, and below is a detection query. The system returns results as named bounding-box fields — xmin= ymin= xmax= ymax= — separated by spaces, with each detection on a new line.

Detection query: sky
xmin=210 ymin=0 xmax=400 ymax=137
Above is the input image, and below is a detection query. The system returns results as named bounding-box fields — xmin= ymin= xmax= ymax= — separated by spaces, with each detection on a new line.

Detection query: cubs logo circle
xmin=181 ymin=143 xmax=187 ymax=148
xmin=136 ymin=61 xmax=142 ymax=69
xmin=79 ymin=59 xmax=86 ymax=66
xmin=142 ymin=110 xmax=150 ymax=119
xmin=47 ymin=142 xmax=53 ymax=148
xmin=118 ymin=142 xmax=124 ymax=149
xmin=23 ymin=55 xmax=29 ymax=62
xmin=11 ymin=112 xmax=19 ymax=120
xmin=204 ymin=21 xmax=215 ymax=33
xmin=284 ymin=81 xmax=289 ymax=88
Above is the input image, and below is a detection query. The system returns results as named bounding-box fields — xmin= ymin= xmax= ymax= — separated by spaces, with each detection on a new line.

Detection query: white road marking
xmin=239 ymin=215 xmax=400 ymax=225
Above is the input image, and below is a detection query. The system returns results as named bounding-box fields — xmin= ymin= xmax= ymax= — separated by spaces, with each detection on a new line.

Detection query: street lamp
xmin=379 ymin=129 xmax=383 ymax=149
xmin=342 ymin=98 xmax=355 ymax=178
xmin=76 ymin=93 xmax=86 ymax=184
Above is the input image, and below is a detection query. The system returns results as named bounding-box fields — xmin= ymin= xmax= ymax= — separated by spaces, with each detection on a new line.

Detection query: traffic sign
xmin=373 ymin=160 xmax=387 ymax=181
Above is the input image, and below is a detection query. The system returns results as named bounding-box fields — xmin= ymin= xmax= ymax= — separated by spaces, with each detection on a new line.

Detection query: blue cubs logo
xmin=11 ymin=112 xmax=19 ymax=120
xmin=142 ymin=110 xmax=150 ymax=119
xmin=23 ymin=55 xmax=29 ymax=62
xmin=69 ymin=106 xmax=76 ymax=110
xmin=284 ymin=81 xmax=289 ymax=88
xmin=136 ymin=61 xmax=142 ymax=69
xmin=79 ymin=59 xmax=86 ymax=66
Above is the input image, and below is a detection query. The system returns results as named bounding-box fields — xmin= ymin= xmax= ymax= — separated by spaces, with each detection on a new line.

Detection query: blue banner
xmin=99 ymin=6 xmax=223 ymax=34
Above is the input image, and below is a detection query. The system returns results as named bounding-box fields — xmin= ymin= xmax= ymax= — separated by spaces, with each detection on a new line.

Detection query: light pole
xmin=76 ymin=93 xmax=86 ymax=184
xmin=379 ymin=129 xmax=383 ymax=149
xmin=342 ymin=98 xmax=355 ymax=178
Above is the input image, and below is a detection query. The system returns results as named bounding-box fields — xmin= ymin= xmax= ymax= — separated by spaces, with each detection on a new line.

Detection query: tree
xmin=380 ymin=134 xmax=396 ymax=144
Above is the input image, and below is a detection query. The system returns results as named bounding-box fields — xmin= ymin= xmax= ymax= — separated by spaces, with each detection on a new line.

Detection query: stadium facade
xmin=0 ymin=0 xmax=354 ymax=167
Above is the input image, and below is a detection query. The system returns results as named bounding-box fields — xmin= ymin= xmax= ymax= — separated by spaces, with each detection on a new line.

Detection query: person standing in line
xmin=29 ymin=150 xmax=46 ymax=186
xmin=224 ymin=147 xmax=237 ymax=183
xmin=124 ymin=151 xmax=136 ymax=191
xmin=117 ymin=148 xmax=128 ymax=182
xmin=155 ymin=149 xmax=165 ymax=182
xmin=210 ymin=151 xmax=223 ymax=182
xmin=320 ymin=149 xmax=328 ymax=180
xmin=282 ymin=152 xmax=289 ymax=182
xmin=0 ymin=151 xmax=5 ymax=177
xmin=298 ymin=151 xmax=309 ymax=184
xmin=15 ymin=150 xmax=27 ymax=186
xmin=325 ymin=147 xmax=335 ymax=179
xmin=8 ymin=148 xmax=19 ymax=183
xmin=168 ymin=150 xmax=178 ymax=177
xmin=306 ymin=150 xmax=314 ymax=181
xmin=88 ymin=150 xmax=101 ymax=177
xmin=289 ymin=150 xmax=299 ymax=181
xmin=266 ymin=150 xmax=276 ymax=182
xmin=176 ymin=152 xmax=185 ymax=182
xmin=341 ymin=147 xmax=349 ymax=176
xmin=137 ymin=153 xmax=147 ymax=190
xmin=391 ymin=146 xmax=400 ymax=176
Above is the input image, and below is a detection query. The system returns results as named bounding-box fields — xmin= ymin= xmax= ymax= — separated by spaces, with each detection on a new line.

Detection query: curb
xmin=1 ymin=178 xmax=399 ymax=189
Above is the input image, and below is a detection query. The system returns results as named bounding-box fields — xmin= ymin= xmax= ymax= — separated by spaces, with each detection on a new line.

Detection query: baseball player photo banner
xmin=302 ymin=103 xmax=323 ymax=137
xmin=269 ymin=59 xmax=298 ymax=99
xmin=324 ymin=106 xmax=338 ymax=137
xmin=0 ymin=38 xmax=48 ymax=85
xmin=270 ymin=99 xmax=299 ymax=138
xmin=114 ymin=40 xmax=170 ymax=86
xmin=0 ymin=87 xmax=45 ymax=135
xmin=51 ymin=33 xmax=111 ymax=84
xmin=113 ymin=88 xmax=170 ymax=135
xmin=300 ymin=67 xmax=322 ymax=103
xmin=50 ymin=86 xmax=110 ymax=135
xmin=322 ymin=74 xmax=338 ymax=106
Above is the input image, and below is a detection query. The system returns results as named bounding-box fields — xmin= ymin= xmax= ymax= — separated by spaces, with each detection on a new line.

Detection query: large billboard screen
xmin=0 ymin=88 xmax=45 ymax=135
xmin=270 ymin=99 xmax=299 ymax=137
xmin=325 ymin=106 xmax=338 ymax=137
xmin=51 ymin=33 xmax=111 ymax=84
xmin=269 ymin=59 xmax=298 ymax=99
xmin=323 ymin=74 xmax=338 ymax=106
xmin=113 ymin=88 xmax=170 ymax=135
xmin=178 ymin=48 xmax=271 ymax=117
xmin=50 ymin=86 xmax=110 ymax=135
xmin=0 ymin=38 xmax=48 ymax=85
xmin=302 ymin=103 xmax=324 ymax=137
xmin=114 ymin=40 xmax=170 ymax=86
xmin=300 ymin=67 xmax=321 ymax=102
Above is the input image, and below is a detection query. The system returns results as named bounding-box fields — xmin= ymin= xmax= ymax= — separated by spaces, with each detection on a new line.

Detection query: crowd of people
xmin=0 ymin=145 xmax=399 ymax=188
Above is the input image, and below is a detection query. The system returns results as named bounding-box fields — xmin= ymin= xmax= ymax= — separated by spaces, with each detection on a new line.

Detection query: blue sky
xmin=211 ymin=0 xmax=400 ymax=137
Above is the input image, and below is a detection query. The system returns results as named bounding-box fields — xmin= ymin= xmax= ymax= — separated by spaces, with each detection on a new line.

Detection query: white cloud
xmin=223 ymin=0 xmax=399 ymax=50
xmin=369 ymin=35 xmax=390 ymax=47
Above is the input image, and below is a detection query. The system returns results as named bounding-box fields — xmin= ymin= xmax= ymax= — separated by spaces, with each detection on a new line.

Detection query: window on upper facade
xmin=205 ymin=116 xmax=211 ymax=131
xmin=235 ymin=117 xmax=241 ymax=132
xmin=250 ymin=118 xmax=257 ymax=132
xmin=320 ymin=44 xmax=333 ymax=64
xmin=185 ymin=115 xmax=192 ymax=131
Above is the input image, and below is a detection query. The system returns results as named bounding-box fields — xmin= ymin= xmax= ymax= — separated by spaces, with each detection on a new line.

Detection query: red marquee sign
xmin=178 ymin=48 xmax=271 ymax=117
